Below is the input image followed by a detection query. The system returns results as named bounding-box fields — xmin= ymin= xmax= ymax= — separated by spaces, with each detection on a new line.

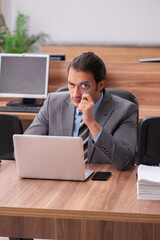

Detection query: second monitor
xmin=0 ymin=53 xmax=50 ymax=107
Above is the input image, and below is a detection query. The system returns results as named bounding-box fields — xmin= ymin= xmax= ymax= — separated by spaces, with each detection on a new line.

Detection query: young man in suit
xmin=10 ymin=52 xmax=137 ymax=240
xmin=24 ymin=51 xmax=138 ymax=171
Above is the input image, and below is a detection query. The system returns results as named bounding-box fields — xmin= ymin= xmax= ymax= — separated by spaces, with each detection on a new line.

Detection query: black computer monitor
xmin=0 ymin=53 xmax=50 ymax=106
xmin=49 ymin=53 xmax=65 ymax=61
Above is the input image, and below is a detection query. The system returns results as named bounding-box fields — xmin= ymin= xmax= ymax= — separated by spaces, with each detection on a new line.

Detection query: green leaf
xmin=0 ymin=12 xmax=49 ymax=53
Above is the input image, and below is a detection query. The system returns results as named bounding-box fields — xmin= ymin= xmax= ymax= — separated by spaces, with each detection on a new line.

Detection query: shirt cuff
xmin=92 ymin=128 xmax=102 ymax=144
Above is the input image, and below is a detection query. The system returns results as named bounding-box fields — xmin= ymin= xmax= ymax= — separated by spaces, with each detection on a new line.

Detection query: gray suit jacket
xmin=25 ymin=89 xmax=138 ymax=170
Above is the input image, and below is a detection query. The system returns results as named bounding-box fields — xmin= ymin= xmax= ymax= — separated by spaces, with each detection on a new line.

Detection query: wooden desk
xmin=0 ymin=161 xmax=160 ymax=240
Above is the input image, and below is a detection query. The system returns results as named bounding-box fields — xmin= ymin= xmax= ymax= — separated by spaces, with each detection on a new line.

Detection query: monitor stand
xmin=6 ymin=98 xmax=43 ymax=107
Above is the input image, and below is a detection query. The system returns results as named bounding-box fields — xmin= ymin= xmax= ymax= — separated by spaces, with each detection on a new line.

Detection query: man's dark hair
xmin=67 ymin=52 xmax=106 ymax=84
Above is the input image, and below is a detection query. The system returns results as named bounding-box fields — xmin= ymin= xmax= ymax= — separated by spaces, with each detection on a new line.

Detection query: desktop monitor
xmin=49 ymin=53 xmax=65 ymax=61
xmin=0 ymin=53 xmax=50 ymax=106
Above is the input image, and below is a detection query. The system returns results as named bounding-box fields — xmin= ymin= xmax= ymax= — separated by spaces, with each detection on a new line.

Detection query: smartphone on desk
xmin=91 ymin=171 xmax=112 ymax=181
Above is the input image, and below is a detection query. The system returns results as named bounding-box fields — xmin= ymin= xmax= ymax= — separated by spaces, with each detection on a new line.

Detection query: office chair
xmin=56 ymin=86 xmax=139 ymax=123
xmin=136 ymin=116 xmax=160 ymax=166
xmin=0 ymin=114 xmax=23 ymax=160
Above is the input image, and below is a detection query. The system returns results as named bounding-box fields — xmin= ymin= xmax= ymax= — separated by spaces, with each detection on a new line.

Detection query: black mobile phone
xmin=91 ymin=171 xmax=112 ymax=181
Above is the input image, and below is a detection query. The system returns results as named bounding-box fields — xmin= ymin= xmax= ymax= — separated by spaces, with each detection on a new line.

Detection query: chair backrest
xmin=0 ymin=114 xmax=23 ymax=160
xmin=136 ymin=116 xmax=160 ymax=166
xmin=56 ymin=86 xmax=69 ymax=92
xmin=56 ymin=86 xmax=139 ymax=123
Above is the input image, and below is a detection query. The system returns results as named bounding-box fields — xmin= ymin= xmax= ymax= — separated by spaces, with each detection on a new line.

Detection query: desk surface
xmin=0 ymin=161 xmax=160 ymax=240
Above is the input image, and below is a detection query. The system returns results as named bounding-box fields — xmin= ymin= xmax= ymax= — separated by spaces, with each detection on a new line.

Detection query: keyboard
xmin=0 ymin=105 xmax=41 ymax=113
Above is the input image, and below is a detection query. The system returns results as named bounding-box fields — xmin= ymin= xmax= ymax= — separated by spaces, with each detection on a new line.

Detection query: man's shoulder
xmin=104 ymin=89 xmax=137 ymax=107
xmin=47 ymin=91 xmax=70 ymax=101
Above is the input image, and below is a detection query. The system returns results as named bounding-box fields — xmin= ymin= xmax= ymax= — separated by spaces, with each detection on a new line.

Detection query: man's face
xmin=68 ymin=67 xmax=104 ymax=108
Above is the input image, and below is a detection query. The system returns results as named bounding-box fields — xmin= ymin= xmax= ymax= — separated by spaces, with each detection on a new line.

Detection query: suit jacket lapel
xmin=62 ymin=96 xmax=75 ymax=136
xmin=95 ymin=90 xmax=114 ymax=125
xmin=87 ymin=90 xmax=115 ymax=163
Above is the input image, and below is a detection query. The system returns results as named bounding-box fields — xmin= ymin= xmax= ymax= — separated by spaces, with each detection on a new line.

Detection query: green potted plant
xmin=0 ymin=12 xmax=49 ymax=53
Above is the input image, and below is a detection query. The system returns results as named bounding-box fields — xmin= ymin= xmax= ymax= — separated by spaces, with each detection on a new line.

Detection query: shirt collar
xmin=75 ymin=92 xmax=103 ymax=117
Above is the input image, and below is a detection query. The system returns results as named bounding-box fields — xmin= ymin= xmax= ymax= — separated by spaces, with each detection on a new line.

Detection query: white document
xmin=137 ymin=164 xmax=160 ymax=200
xmin=138 ymin=164 xmax=160 ymax=183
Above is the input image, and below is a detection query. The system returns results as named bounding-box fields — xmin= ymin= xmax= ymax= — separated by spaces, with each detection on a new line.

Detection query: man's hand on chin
xmin=78 ymin=93 xmax=101 ymax=139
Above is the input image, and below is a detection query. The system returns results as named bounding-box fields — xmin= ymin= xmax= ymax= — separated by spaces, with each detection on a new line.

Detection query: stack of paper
xmin=137 ymin=164 xmax=160 ymax=200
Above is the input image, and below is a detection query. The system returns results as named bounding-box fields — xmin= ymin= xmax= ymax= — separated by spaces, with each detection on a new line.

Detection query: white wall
xmin=1 ymin=0 xmax=160 ymax=46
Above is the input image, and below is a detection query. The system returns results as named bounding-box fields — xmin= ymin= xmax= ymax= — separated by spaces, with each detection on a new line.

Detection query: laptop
xmin=13 ymin=134 xmax=94 ymax=181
